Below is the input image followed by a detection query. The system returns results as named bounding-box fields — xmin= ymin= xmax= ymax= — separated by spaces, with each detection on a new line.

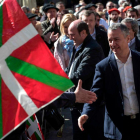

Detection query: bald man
xmin=66 ymin=20 xmax=105 ymax=140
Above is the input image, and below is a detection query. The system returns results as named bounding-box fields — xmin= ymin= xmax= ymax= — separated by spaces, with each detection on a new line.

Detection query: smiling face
xmin=63 ymin=20 xmax=72 ymax=36
xmin=68 ymin=26 xmax=84 ymax=47
xmin=108 ymin=28 xmax=130 ymax=57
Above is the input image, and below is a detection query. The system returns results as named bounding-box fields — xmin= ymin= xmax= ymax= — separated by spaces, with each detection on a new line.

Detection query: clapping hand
xmin=50 ymin=32 xmax=59 ymax=42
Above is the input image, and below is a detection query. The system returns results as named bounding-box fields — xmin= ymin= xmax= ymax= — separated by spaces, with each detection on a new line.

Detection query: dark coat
xmin=82 ymin=50 xmax=140 ymax=139
xmin=135 ymin=36 xmax=140 ymax=52
xmin=66 ymin=34 xmax=104 ymax=110
xmin=41 ymin=18 xmax=60 ymax=35
xmin=95 ymin=26 xmax=110 ymax=57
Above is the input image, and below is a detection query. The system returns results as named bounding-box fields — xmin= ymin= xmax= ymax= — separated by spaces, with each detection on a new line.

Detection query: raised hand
xmin=74 ymin=79 xmax=97 ymax=104
xmin=50 ymin=17 xmax=56 ymax=28
xmin=50 ymin=32 xmax=59 ymax=42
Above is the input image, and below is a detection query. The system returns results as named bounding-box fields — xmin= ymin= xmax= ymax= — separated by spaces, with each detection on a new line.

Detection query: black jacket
xmin=82 ymin=50 xmax=140 ymax=138
xmin=66 ymin=34 xmax=104 ymax=110
xmin=135 ymin=36 xmax=140 ymax=52
xmin=95 ymin=26 xmax=110 ymax=57
xmin=41 ymin=18 xmax=60 ymax=35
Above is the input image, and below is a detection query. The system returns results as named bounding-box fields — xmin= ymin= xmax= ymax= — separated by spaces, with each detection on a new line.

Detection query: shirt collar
xmin=114 ymin=50 xmax=132 ymax=63
xmin=91 ymin=28 xmax=96 ymax=39
xmin=75 ymin=43 xmax=83 ymax=52
xmin=128 ymin=37 xmax=135 ymax=47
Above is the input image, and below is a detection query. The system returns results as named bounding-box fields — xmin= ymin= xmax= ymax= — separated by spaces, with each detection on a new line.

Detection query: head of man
xmin=109 ymin=8 xmax=120 ymax=22
xmin=95 ymin=12 xmax=100 ymax=27
xmin=108 ymin=23 xmax=130 ymax=57
xmin=121 ymin=18 xmax=139 ymax=40
xmin=106 ymin=1 xmax=114 ymax=11
xmin=21 ymin=6 xmax=27 ymax=13
xmin=118 ymin=7 xmax=125 ymax=20
xmin=56 ymin=1 xmax=65 ymax=13
xmin=81 ymin=10 xmax=96 ymax=34
xmin=134 ymin=5 xmax=140 ymax=19
xmin=68 ymin=20 xmax=89 ymax=47
xmin=75 ymin=4 xmax=82 ymax=13
xmin=26 ymin=13 xmax=37 ymax=27
xmin=43 ymin=4 xmax=59 ymax=20
xmin=118 ymin=0 xmax=126 ymax=7
xmin=126 ymin=8 xmax=138 ymax=19
xmin=84 ymin=3 xmax=97 ymax=12
xmin=96 ymin=3 xmax=104 ymax=12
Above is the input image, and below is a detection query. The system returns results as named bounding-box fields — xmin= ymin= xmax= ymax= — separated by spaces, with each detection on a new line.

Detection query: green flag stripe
xmin=30 ymin=116 xmax=34 ymax=122
xmin=0 ymin=0 xmax=3 ymax=47
xmin=34 ymin=132 xmax=41 ymax=140
xmin=0 ymin=75 xmax=3 ymax=137
xmin=26 ymin=121 xmax=31 ymax=127
xmin=6 ymin=56 xmax=74 ymax=91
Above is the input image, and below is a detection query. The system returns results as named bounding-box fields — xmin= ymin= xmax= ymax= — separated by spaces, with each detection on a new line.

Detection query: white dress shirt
xmin=91 ymin=28 xmax=96 ymax=40
xmin=115 ymin=51 xmax=139 ymax=115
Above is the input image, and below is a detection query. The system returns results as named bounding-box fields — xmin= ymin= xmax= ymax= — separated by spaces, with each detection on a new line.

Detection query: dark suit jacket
xmin=135 ymin=36 xmax=140 ymax=52
xmin=95 ymin=26 xmax=110 ymax=57
xmin=66 ymin=34 xmax=104 ymax=110
xmin=41 ymin=18 xmax=60 ymax=35
xmin=82 ymin=50 xmax=140 ymax=139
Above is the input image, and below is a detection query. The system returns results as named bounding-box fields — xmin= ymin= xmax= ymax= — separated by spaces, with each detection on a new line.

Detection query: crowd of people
xmin=4 ymin=0 xmax=140 ymax=140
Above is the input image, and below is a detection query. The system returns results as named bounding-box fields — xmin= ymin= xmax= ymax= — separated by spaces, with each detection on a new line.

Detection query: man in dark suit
xmin=78 ymin=23 xmax=140 ymax=140
xmin=67 ymin=19 xmax=104 ymax=140
xmin=81 ymin=10 xmax=110 ymax=57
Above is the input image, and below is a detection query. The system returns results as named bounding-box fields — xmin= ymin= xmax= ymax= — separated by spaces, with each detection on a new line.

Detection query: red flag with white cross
xmin=0 ymin=0 xmax=74 ymax=139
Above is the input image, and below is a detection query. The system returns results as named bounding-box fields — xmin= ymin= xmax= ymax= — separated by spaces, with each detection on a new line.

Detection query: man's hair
xmin=56 ymin=1 xmax=64 ymax=8
xmin=81 ymin=10 xmax=96 ymax=20
xmin=108 ymin=23 xmax=129 ymax=37
xmin=134 ymin=5 xmax=140 ymax=11
xmin=118 ymin=0 xmax=126 ymax=6
xmin=121 ymin=18 xmax=139 ymax=36
xmin=77 ymin=21 xmax=90 ymax=35
xmin=96 ymin=2 xmax=104 ymax=7
xmin=106 ymin=1 xmax=113 ymax=8
xmin=122 ymin=2 xmax=130 ymax=8
xmin=97 ymin=11 xmax=105 ymax=17
xmin=126 ymin=8 xmax=139 ymax=17
xmin=95 ymin=12 xmax=101 ymax=18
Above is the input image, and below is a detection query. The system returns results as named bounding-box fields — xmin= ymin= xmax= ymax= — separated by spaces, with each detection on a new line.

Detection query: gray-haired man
xmin=79 ymin=23 xmax=140 ymax=140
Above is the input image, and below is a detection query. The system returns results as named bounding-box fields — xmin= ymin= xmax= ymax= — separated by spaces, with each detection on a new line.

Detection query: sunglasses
xmin=108 ymin=6 xmax=114 ymax=8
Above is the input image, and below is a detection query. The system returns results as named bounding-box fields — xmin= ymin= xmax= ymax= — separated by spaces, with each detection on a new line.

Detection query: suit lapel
xmin=131 ymin=51 xmax=140 ymax=96
xmin=68 ymin=47 xmax=76 ymax=71
xmin=109 ymin=53 xmax=123 ymax=101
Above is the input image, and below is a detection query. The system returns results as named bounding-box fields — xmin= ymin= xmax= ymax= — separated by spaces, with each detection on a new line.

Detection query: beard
xmin=112 ymin=17 xmax=118 ymax=22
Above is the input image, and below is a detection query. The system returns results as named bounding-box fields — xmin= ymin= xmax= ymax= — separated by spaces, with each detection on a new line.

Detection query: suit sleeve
xmin=52 ymin=92 xmax=76 ymax=108
xmin=81 ymin=64 xmax=105 ymax=118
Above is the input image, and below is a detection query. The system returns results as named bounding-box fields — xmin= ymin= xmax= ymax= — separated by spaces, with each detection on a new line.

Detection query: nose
xmin=68 ymin=35 xmax=72 ymax=40
xmin=110 ymin=40 xmax=116 ymax=46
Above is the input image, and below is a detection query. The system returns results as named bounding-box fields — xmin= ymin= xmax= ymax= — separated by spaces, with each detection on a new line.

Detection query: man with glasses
xmin=105 ymin=1 xmax=114 ymax=21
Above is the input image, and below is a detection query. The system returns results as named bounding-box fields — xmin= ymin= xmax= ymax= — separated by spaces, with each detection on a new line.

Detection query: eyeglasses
xmin=108 ymin=6 xmax=114 ymax=8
